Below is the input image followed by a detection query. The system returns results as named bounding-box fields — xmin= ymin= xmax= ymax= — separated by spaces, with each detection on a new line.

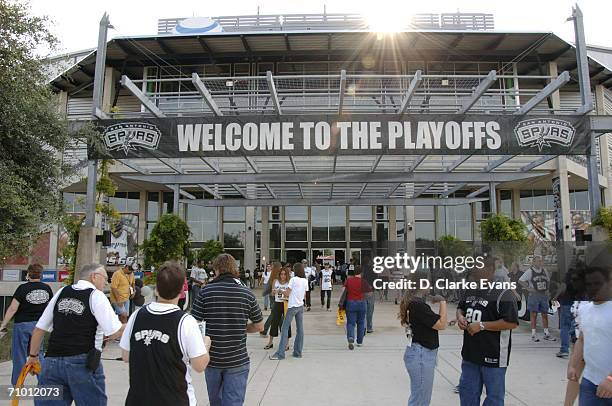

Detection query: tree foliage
xmin=437 ymin=234 xmax=470 ymax=257
xmin=591 ymin=206 xmax=612 ymax=240
xmin=479 ymin=214 xmax=527 ymax=242
xmin=0 ymin=0 xmax=72 ymax=261
xmin=196 ymin=240 xmax=224 ymax=264
xmin=141 ymin=214 xmax=191 ymax=269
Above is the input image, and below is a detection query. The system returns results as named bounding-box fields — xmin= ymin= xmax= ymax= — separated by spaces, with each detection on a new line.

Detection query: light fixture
xmin=226 ymin=80 xmax=234 ymax=87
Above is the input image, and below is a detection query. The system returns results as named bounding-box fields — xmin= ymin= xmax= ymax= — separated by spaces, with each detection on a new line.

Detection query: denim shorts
xmin=527 ymin=292 xmax=549 ymax=313
xmin=112 ymin=301 xmax=129 ymax=315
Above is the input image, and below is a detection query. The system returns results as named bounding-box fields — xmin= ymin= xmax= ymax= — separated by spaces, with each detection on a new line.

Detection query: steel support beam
xmin=371 ymin=155 xmax=383 ymax=173
xmin=120 ymin=160 xmax=150 ymax=174
xmin=520 ymin=155 xmax=556 ymax=171
xmin=399 ymin=70 xmax=422 ymax=114
xmin=192 ymin=73 xmax=223 ymax=116
xmin=157 ymin=158 xmax=181 ymax=173
xmin=483 ymin=155 xmax=514 ymax=172
xmin=446 ymin=155 xmax=471 ymax=172
xmin=591 ymin=116 xmax=612 ymax=133
xmin=457 ymin=70 xmax=497 ymax=114
xmin=409 ymin=155 xmax=426 ymax=172
xmin=265 ymin=184 xmax=277 ymax=199
xmin=201 ymin=157 xmax=221 ymax=174
xmin=514 ymin=71 xmax=570 ymax=115
xmin=413 ymin=183 xmax=433 ymax=198
xmin=180 ymin=197 xmax=487 ymax=207
xmin=231 ymin=184 xmax=248 ymax=198
xmin=120 ymin=75 xmax=166 ymax=118
xmin=357 ymin=183 xmax=368 ymax=198
xmin=198 ymin=184 xmax=222 ymax=199
xmin=266 ymin=71 xmax=282 ymax=115
xmin=338 ymin=69 xmax=347 ymax=114
xmin=440 ymin=183 xmax=468 ymax=198
xmin=467 ymin=185 xmax=490 ymax=198
xmin=92 ymin=13 xmax=111 ymax=119
xmin=123 ymin=172 xmax=546 ymax=185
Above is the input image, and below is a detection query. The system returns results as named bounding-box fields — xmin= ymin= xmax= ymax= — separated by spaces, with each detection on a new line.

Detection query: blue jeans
xmin=12 ymin=321 xmax=45 ymax=386
xmin=346 ymin=300 xmax=366 ymax=344
xmin=459 ymin=360 xmax=507 ymax=406
xmin=580 ymin=378 xmax=612 ymax=406
xmin=365 ymin=292 xmax=375 ymax=331
xmin=204 ymin=364 xmax=250 ymax=406
xmin=559 ymin=304 xmax=574 ymax=353
xmin=273 ymin=306 xmax=304 ymax=359
xmin=36 ymin=354 xmax=106 ymax=406
xmin=263 ymin=288 xmax=270 ymax=310
xmin=404 ymin=343 xmax=438 ymax=406
xmin=111 ymin=301 xmax=129 ymax=315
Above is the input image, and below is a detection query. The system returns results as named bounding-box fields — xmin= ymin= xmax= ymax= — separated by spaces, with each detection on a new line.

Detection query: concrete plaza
xmin=1 ymin=288 xmax=571 ymax=406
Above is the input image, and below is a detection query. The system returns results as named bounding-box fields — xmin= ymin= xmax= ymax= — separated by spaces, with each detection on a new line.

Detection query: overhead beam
xmin=357 ymin=183 xmax=368 ymax=198
xmin=483 ymin=155 xmax=514 ymax=172
xmin=192 ymin=73 xmax=223 ymax=116
xmin=399 ymin=70 xmax=422 ymax=114
xmin=201 ymin=157 xmax=221 ymax=174
xmin=485 ymin=34 xmax=506 ymax=51
xmin=231 ymin=184 xmax=248 ymax=198
xmin=409 ymin=155 xmax=426 ymax=172
xmin=122 ymin=171 xmax=546 ymax=185
xmin=240 ymin=35 xmax=252 ymax=53
xmin=284 ymin=34 xmax=291 ymax=51
xmin=520 ymin=155 xmax=557 ymax=171
xmin=446 ymin=155 xmax=471 ymax=172
xmin=457 ymin=70 xmax=497 ymax=114
xmin=289 ymin=155 xmax=297 ymax=173
xmin=266 ymin=71 xmax=282 ymax=115
xmin=413 ymin=183 xmax=433 ymax=198
xmin=385 ymin=183 xmax=402 ymax=198
xmin=297 ymin=183 xmax=304 ymax=198
xmin=371 ymin=155 xmax=383 ymax=173
xmin=170 ymin=187 xmax=196 ymax=200
xmin=180 ymin=197 xmax=488 ymax=207
xmin=338 ymin=69 xmax=347 ymax=114
xmin=120 ymin=75 xmax=166 ymax=118
xmin=198 ymin=184 xmax=222 ymax=199
xmin=467 ymin=185 xmax=490 ymax=198
xmin=514 ymin=71 xmax=570 ymax=115
xmin=440 ymin=183 xmax=468 ymax=198
xmin=120 ymin=160 xmax=150 ymax=174
xmin=265 ymin=184 xmax=277 ymax=199
xmin=449 ymin=34 xmax=465 ymax=49
xmin=157 ymin=158 xmax=181 ymax=173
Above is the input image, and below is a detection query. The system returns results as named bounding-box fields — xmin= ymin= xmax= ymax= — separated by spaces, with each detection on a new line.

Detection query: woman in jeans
xmin=265 ymin=268 xmax=291 ymax=350
xmin=343 ymin=266 xmax=371 ymax=350
xmin=399 ymin=283 xmax=447 ymax=406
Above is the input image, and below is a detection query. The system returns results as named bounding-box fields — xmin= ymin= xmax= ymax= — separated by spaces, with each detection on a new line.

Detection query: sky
xmin=28 ymin=0 xmax=612 ymax=56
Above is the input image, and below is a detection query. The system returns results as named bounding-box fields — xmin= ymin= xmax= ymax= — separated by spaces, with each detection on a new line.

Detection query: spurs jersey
xmin=458 ymin=288 xmax=518 ymax=368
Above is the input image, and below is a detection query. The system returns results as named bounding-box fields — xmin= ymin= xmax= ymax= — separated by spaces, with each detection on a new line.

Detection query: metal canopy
xmin=179 ymin=197 xmax=488 ymax=207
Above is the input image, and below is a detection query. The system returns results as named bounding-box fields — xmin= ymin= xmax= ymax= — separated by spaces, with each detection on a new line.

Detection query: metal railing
xmin=107 ymin=72 xmax=573 ymax=117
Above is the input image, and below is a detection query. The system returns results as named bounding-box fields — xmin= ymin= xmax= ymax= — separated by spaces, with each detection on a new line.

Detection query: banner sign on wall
xmin=90 ymin=115 xmax=591 ymax=159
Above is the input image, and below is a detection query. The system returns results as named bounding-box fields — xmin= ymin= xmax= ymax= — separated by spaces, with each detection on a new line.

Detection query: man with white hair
xmin=26 ymin=264 xmax=124 ymax=405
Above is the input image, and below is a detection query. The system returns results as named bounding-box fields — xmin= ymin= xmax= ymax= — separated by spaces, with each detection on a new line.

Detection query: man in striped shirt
xmin=192 ymin=253 xmax=264 ymax=406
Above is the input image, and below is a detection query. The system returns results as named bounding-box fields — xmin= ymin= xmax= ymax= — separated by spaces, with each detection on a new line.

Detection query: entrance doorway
xmin=286 ymin=249 xmax=307 ymax=264
xmin=312 ymin=249 xmax=345 ymax=267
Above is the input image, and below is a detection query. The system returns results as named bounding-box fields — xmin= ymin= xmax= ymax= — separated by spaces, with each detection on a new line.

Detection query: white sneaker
xmin=543 ymin=334 xmax=557 ymax=342
xmin=532 ymin=335 xmax=540 ymax=342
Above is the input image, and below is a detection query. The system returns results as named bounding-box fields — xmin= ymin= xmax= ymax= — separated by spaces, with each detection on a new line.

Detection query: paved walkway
xmin=1 ymin=288 xmax=571 ymax=405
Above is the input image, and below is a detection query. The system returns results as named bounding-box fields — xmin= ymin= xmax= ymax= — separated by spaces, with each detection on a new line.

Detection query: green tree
xmin=591 ymin=206 xmax=612 ymax=240
xmin=0 ymin=0 xmax=74 ymax=261
xmin=438 ymin=234 xmax=470 ymax=257
xmin=479 ymin=213 xmax=529 ymax=264
xmin=196 ymin=240 xmax=224 ymax=264
xmin=141 ymin=214 xmax=191 ymax=269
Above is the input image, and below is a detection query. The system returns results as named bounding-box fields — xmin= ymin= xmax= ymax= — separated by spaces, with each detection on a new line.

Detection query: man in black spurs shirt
xmin=456 ymin=256 xmax=519 ymax=406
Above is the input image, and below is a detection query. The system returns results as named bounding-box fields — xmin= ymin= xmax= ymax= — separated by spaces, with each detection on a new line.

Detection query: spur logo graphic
xmin=514 ymin=118 xmax=575 ymax=151
xmin=26 ymin=289 xmax=50 ymax=305
xmin=57 ymin=298 xmax=85 ymax=315
xmin=103 ymin=122 xmax=161 ymax=155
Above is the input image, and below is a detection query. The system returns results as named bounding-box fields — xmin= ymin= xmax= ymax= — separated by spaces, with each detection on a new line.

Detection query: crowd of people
xmin=1 ymin=253 xmax=610 ymax=405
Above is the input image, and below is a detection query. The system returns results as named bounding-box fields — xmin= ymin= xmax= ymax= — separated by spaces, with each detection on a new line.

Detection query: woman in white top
xmin=269 ymin=263 xmax=308 ymax=360
xmin=265 ymin=268 xmax=291 ymax=350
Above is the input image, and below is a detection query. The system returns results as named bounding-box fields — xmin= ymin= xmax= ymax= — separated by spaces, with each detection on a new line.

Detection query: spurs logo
xmin=57 ymin=298 xmax=85 ymax=315
xmin=514 ymin=118 xmax=575 ymax=151
xmin=26 ymin=289 xmax=50 ymax=305
xmin=103 ymin=123 xmax=161 ymax=155
xmin=134 ymin=329 xmax=170 ymax=346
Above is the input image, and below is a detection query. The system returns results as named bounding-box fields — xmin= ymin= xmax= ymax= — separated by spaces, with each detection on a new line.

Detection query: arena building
xmin=3 ymin=11 xmax=612 ymax=281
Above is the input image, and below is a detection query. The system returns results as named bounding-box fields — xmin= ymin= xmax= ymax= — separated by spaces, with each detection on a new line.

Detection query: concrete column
xmin=102 ymin=66 xmax=116 ymax=113
xmin=48 ymin=227 xmax=59 ymax=268
xmin=56 ymin=91 xmax=68 ymax=116
xmin=138 ymin=192 xmax=147 ymax=246
xmin=489 ymin=182 xmax=497 ymax=214
xmin=172 ymin=185 xmax=179 ymax=214
xmin=244 ymin=207 xmax=256 ymax=273
xmin=307 ymin=206 xmax=312 ymax=264
xmin=595 ymin=85 xmax=612 ymax=205
xmin=345 ymin=206 xmax=351 ymax=257
xmin=405 ymin=206 xmax=416 ymax=256
xmin=260 ymin=207 xmax=269 ymax=266
xmin=388 ymin=206 xmax=397 ymax=241
xmin=512 ymin=188 xmax=522 ymax=220
xmin=471 ymin=203 xmax=478 ymax=241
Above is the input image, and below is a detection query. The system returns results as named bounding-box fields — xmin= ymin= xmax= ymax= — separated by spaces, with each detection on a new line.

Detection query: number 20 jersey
xmin=458 ymin=288 xmax=519 ymax=368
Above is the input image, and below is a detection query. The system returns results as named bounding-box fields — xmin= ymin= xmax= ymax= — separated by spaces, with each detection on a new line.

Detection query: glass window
xmin=224 ymin=223 xmax=245 ymax=248
xmin=500 ymin=190 xmax=512 ymax=217
xmin=186 ymin=205 xmax=218 ymax=242
xmin=376 ymin=222 xmax=389 ymax=242
xmin=415 ymin=206 xmax=435 ymax=221
xmin=311 ymin=207 xmax=328 ymax=241
xmin=147 ymin=192 xmax=159 ymax=222
xmin=109 ymin=192 xmax=140 ymax=213
xmin=285 ymin=206 xmax=307 ymax=221
xmin=162 ymin=192 xmax=174 ymax=214
xmin=375 ymin=206 xmax=388 ymax=220
xmin=415 ymin=222 xmax=435 ymax=241
xmin=570 ymin=191 xmax=589 ymax=210
xmin=224 ymin=207 xmax=245 ymax=222
xmin=350 ymin=206 xmax=372 ymax=221
xmin=269 ymin=223 xmax=282 ymax=248
xmin=350 ymin=222 xmax=372 ymax=241
xmin=285 ymin=223 xmax=307 ymax=241
xmin=329 ymin=207 xmax=346 ymax=241
xmin=270 ymin=206 xmax=281 ymax=221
